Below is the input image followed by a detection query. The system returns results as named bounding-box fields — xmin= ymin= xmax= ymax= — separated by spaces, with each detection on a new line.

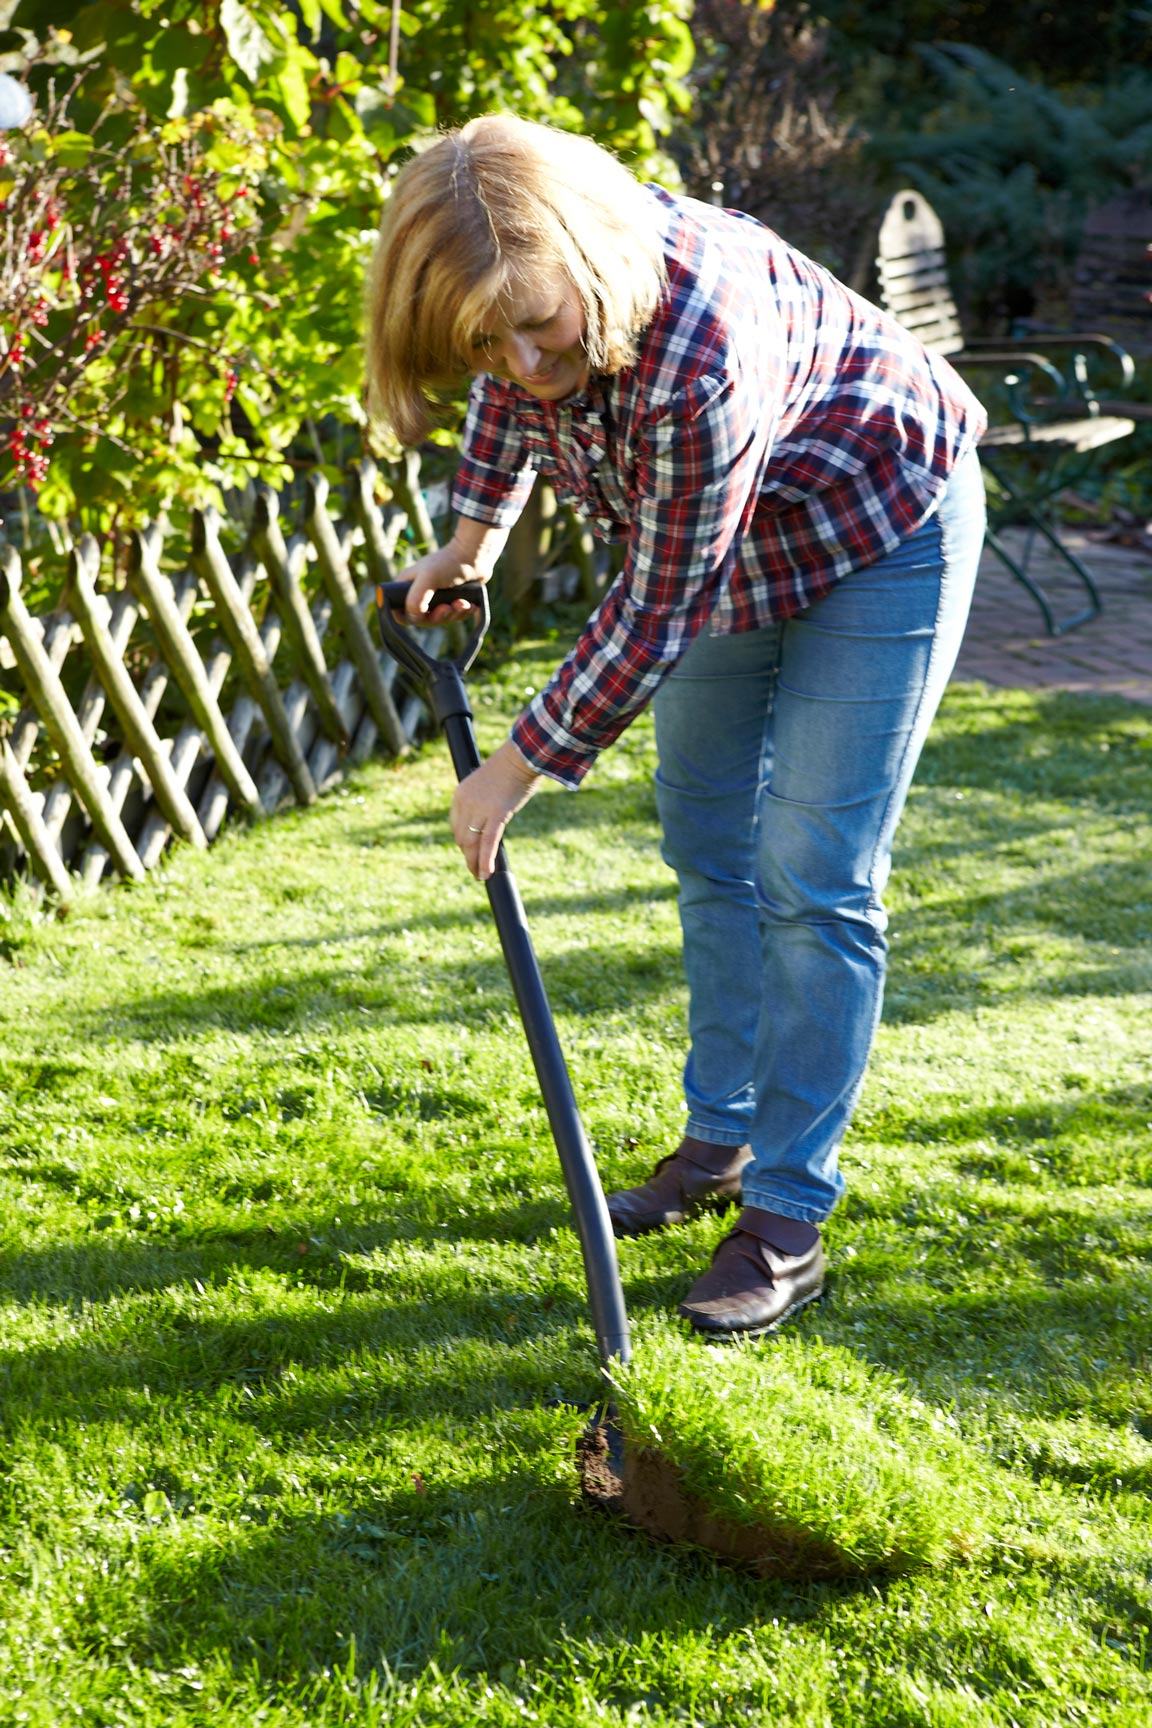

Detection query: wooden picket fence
xmin=0 ymin=456 xmax=449 ymax=903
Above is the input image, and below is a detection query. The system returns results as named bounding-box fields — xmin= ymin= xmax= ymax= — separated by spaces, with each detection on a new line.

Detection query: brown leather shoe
xmin=679 ymin=1206 xmax=825 ymax=1337
xmin=606 ymin=1136 xmax=752 ymax=1238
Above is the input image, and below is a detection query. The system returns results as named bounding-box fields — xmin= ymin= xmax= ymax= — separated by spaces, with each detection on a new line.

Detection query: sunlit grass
xmin=0 ymin=616 xmax=1150 ymax=1725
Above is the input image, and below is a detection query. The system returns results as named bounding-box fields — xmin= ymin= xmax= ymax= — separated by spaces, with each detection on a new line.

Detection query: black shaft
xmin=434 ymin=667 xmax=631 ymax=1369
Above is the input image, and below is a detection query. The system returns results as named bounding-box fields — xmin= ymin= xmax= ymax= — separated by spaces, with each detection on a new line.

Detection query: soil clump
xmin=577 ymin=1421 xmax=855 ymax=1579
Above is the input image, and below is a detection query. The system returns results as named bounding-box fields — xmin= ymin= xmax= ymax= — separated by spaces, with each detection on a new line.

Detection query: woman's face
xmin=467 ymin=278 xmax=588 ymax=401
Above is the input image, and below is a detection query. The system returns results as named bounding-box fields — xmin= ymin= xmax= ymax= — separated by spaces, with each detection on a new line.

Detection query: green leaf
xmin=353 ymin=86 xmax=396 ymax=147
xmin=12 ymin=0 xmax=87 ymax=34
xmin=389 ymin=87 xmax=437 ymax=131
xmin=69 ymin=1 xmax=155 ymax=63
xmin=333 ymin=50 xmax=364 ymax=89
xmin=274 ymin=56 xmax=312 ymax=129
xmin=45 ymin=128 xmax=94 ymax=166
xmin=219 ymin=0 xmax=276 ymax=84
xmin=72 ymin=445 xmax=132 ymax=504
xmin=150 ymin=22 xmax=208 ymax=76
xmin=26 ymin=469 xmax=72 ymax=519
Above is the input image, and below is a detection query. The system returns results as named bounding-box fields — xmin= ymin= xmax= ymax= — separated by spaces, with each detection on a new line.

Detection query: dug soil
xmin=577 ymin=1421 xmax=854 ymax=1580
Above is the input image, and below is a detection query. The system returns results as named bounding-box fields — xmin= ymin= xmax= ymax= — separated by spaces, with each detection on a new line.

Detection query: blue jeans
xmin=651 ymin=449 xmax=986 ymax=1225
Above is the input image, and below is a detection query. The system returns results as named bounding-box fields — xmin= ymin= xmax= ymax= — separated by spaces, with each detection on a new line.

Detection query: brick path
xmin=954 ymin=526 xmax=1152 ymax=703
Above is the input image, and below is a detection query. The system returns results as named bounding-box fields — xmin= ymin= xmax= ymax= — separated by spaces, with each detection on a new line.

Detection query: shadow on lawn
xmin=1 ymin=1179 xmax=1148 ymax=1418
xmin=890 ymin=848 xmax=1150 ymax=936
xmin=47 ymin=776 xmax=678 ymax=1043
xmin=9 ymin=1233 xmax=1152 ymax=1688
xmin=0 ymin=1238 xmax=599 ymax=1417
xmin=48 ymin=850 xmax=1149 ymax=1048
xmin=78 ymin=1446 xmax=853 ymax=1691
xmin=851 ymin=1079 xmax=1152 ymax=1164
xmin=0 ymin=1181 xmax=580 ymax=1308
xmin=56 ymin=916 xmax=683 ymax=1045
xmin=881 ymin=819 xmax=1150 ymax=1021
xmin=0 ymin=1246 xmax=868 ymax=1685
xmin=4 ymin=1183 xmax=1152 ymax=1683
xmin=211 ymin=877 xmax=678 ymax=958
xmin=918 ymin=687 xmax=1152 ymax=821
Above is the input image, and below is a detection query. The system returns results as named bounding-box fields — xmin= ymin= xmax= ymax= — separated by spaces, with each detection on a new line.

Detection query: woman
xmin=366 ymin=115 xmax=987 ymax=1339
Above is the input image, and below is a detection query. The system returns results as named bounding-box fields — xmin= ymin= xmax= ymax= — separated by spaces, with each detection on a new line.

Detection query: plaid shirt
xmin=452 ymin=186 xmax=987 ymax=788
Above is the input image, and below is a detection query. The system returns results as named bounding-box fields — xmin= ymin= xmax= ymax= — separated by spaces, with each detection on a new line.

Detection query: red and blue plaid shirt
xmin=452 ymin=186 xmax=987 ymax=787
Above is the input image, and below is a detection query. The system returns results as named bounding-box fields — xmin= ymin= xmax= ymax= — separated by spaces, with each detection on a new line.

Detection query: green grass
xmin=0 ymin=615 xmax=1150 ymax=1726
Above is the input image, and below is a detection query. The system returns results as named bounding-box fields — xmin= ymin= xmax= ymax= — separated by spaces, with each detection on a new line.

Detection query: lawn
xmin=1 ymin=612 xmax=1150 ymax=1727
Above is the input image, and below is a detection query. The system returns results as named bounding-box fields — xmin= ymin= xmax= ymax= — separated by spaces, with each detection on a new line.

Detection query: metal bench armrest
xmin=1002 ymin=326 xmax=1136 ymax=383
xmin=981 ymin=328 xmax=1137 ymax=408
xmin=948 ymin=350 xmax=1069 ymax=425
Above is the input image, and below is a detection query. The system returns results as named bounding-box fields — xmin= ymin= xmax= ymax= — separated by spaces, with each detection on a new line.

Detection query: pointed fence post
xmin=8 ymin=615 xmax=73 ymax=771
xmin=348 ymin=458 xmax=404 ymax=589
xmin=396 ymin=447 xmax=440 ymax=550
xmin=0 ymin=547 xmax=144 ymax=882
xmin=191 ymin=506 xmax=316 ymax=807
xmin=39 ymin=588 xmax=140 ymax=851
xmin=69 ymin=536 xmax=208 ymax=851
xmin=0 ymin=739 xmax=72 ymax=901
xmin=129 ymin=524 xmax=264 ymax=820
xmin=346 ymin=458 xmax=440 ymax=752
xmin=82 ymin=565 xmax=206 ymax=886
xmin=252 ymin=486 xmax=349 ymax=752
xmin=304 ymin=472 xmax=407 ymax=758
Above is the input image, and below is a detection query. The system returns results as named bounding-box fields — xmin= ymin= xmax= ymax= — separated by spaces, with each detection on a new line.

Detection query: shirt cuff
xmin=511 ymin=700 xmax=601 ymax=790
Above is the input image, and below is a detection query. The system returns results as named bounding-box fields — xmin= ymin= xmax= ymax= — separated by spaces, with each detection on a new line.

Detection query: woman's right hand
xmin=401 ymin=521 xmax=510 ymax=624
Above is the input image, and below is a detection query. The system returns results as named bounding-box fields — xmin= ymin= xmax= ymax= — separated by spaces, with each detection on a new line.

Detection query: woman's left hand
xmin=450 ymin=739 xmax=543 ymax=881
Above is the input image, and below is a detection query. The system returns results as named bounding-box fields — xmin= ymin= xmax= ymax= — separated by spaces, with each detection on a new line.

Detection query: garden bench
xmin=875 ymin=188 xmax=1138 ymax=635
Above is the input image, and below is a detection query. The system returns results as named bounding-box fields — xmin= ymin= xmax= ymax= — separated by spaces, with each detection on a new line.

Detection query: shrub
xmin=0 ymin=0 xmax=694 ymax=548
xmin=869 ymin=45 xmax=1152 ymax=328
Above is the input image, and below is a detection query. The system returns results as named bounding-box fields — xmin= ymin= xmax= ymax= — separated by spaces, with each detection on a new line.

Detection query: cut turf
xmin=586 ymin=1327 xmax=994 ymax=1578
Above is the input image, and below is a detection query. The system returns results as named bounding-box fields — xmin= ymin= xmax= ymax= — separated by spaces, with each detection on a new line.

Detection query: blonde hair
xmin=365 ymin=115 xmax=666 ymax=447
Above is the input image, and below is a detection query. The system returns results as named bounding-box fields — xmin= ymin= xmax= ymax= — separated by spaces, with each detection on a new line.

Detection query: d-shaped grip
xmin=377 ymin=580 xmax=487 ymax=614
xmin=374 ymin=579 xmax=491 ymax=684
